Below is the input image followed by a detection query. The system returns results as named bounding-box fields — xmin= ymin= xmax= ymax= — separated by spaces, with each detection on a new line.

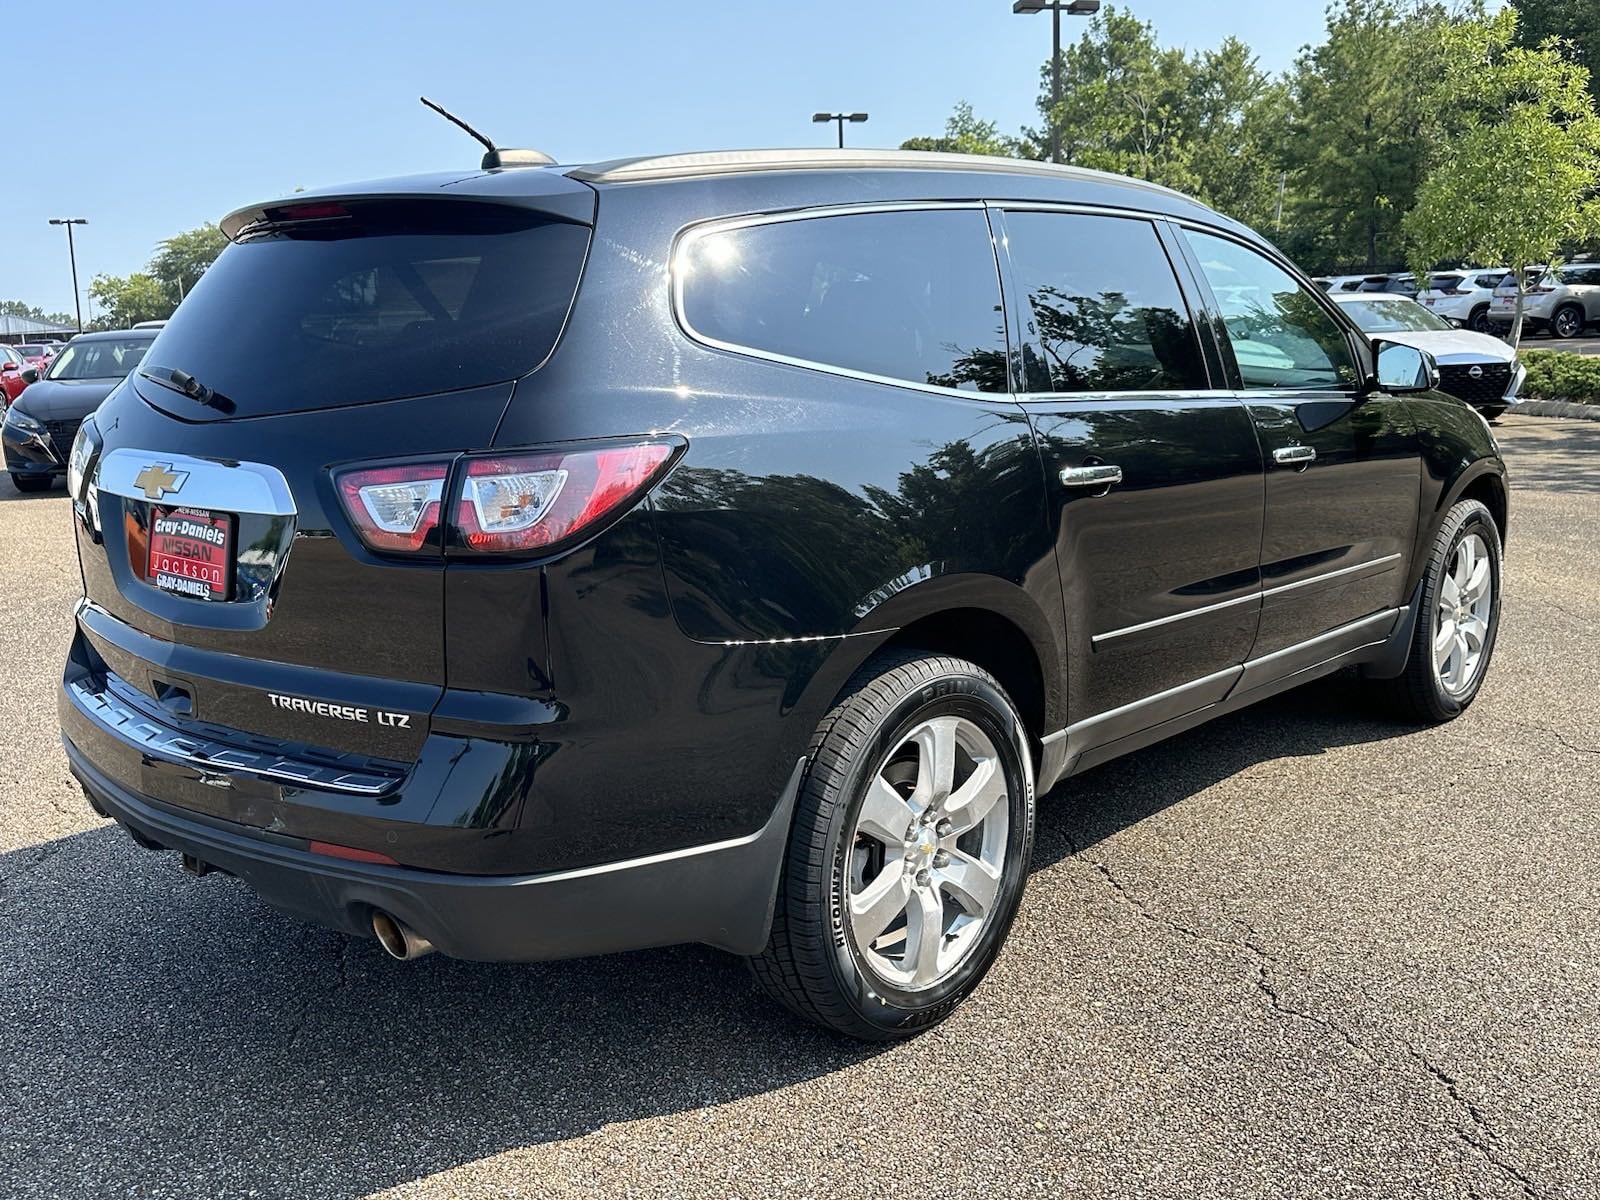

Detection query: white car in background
xmin=1489 ymin=264 xmax=1600 ymax=339
xmin=1416 ymin=268 xmax=1508 ymax=334
xmin=1332 ymin=292 xmax=1523 ymax=420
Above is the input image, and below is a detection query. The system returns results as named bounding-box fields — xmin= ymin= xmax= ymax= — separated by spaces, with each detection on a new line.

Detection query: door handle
xmin=1059 ymin=464 xmax=1123 ymax=490
xmin=1273 ymin=445 xmax=1316 ymax=468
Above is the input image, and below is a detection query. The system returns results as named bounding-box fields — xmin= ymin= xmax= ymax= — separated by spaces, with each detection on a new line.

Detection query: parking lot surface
xmin=1 ymin=415 xmax=1596 ymax=1199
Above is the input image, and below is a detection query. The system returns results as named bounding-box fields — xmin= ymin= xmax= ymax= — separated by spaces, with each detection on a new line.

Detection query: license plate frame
xmin=147 ymin=505 xmax=235 ymax=602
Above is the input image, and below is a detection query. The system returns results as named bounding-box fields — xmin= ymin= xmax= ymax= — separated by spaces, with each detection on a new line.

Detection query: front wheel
xmin=1553 ymin=304 xmax=1585 ymax=339
xmin=1375 ymin=499 xmax=1502 ymax=723
xmin=750 ymin=652 xmax=1035 ymax=1040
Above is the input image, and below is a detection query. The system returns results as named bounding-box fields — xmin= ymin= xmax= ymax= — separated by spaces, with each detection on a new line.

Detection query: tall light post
xmin=812 ymin=111 xmax=868 ymax=149
xmin=1013 ymin=0 xmax=1100 ymax=165
xmin=48 ymin=218 xmax=88 ymax=333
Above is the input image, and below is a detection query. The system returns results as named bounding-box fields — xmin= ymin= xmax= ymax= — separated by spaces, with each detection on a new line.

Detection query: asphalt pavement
xmin=1 ymin=415 xmax=1597 ymax=1199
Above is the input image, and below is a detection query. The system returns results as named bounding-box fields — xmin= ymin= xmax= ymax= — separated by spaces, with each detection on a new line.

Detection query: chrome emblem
xmin=133 ymin=463 xmax=188 ymax=500
xmin=1468 ymin=365 xmax=1484 ymax=380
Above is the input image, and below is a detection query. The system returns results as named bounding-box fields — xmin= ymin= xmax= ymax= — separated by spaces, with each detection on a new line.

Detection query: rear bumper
xmin=64 ymin=729 xmax=802 ymax=961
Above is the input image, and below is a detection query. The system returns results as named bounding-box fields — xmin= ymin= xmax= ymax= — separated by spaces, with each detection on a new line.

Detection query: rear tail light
xmin=334 ymin=439 xmax=681 ymax=558
xmin=335 ymin=462 xmax=448 ymax=554
xmin=1532 ymin=286 xmax=1556 ymax=294
xmin=454 ymin=442 xmax=678 ymax=554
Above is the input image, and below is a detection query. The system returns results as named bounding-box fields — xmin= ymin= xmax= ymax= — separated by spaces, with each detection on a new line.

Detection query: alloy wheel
xmin=844 ymin=715 xmax=1010 ymax=992
xmin=1434 ymin=532 xmax=1494 ymax=695
xmin=1555 ymin=308 xmax=1583 ymax=338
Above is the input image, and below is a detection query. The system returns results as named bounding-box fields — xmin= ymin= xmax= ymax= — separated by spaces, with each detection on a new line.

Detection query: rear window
xmin=677 ymin=208 xmax=1008 ymax=393
xmin=135 ymin=202 xmax=590 ymax=416
xmin=1428 ymin=274 xmax=1464 ymax=291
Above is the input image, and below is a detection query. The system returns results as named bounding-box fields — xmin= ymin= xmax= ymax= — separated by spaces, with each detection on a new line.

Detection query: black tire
xmin=10 ymin=473 xmax=50 ymax=493
xmin=1478 ymin=404 xmax=1508 ymax=422
xmin=750 ymin=651 xmax=1035 ymax=1041
xmin=1376 ymin=499 xmax=1502 ymax=723
xmin=1467 ymin=306 xmax=1491 ymax=334
xmin=1553 ymin=304 xmax=1586 ymax=339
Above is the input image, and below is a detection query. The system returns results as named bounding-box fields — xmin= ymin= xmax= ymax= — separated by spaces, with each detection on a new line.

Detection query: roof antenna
xmin=419 ymin=96 xmax=555 ymax=170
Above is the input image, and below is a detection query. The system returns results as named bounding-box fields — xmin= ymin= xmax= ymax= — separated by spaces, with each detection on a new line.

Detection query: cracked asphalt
xmin=2 ymin=414 xmax=1597 ymax=1199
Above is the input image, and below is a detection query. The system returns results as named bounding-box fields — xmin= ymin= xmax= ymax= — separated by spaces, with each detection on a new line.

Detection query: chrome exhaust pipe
xmin=371 ymin=910 xmax=436 ymax=960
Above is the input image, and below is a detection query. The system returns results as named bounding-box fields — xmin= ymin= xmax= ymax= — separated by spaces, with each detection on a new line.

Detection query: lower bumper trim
xmin=66 ymin=737 xmax=805 ymax=962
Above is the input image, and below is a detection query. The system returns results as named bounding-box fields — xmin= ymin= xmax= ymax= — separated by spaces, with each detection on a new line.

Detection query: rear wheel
xmin=9 ymin=473 xmax=50 ymax=493
xmin=1553 ymin=304 xmax=1585 ymax=339
xmin=1375 ymin=499 xmax=1502 ymax=723
xmin=1467 ymin=306 xmax=1491 ymax=334
xmin=750 ymin=652 xmax=1035 ymax=1041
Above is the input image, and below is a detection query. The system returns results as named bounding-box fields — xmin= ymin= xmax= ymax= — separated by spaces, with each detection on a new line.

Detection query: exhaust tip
xmin=371 ymin=910 xmax=435 ymax=960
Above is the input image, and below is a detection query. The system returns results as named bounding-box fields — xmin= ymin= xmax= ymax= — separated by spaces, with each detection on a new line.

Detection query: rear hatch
xmin=73 ymin=183 xmax=593 ymax=766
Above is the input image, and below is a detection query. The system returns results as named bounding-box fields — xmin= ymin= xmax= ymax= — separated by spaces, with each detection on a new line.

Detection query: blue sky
xmin=9 ymin=0 xmax=1340 ymax=318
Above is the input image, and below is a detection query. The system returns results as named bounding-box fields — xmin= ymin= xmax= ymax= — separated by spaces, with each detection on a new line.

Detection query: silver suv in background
xmin=1417 ymin=268 xmax=1508 ymax=334
xmin=1490 ymin=264 xmax=1600 ymax=339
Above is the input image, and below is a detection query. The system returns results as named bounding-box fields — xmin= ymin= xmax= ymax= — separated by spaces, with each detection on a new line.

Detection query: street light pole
xmin=1013 ymin=0 xmax=1100 ymax=165
xmin=48 ymin=218 xmax=88 ymax=333
xmin=812 ymin=111 xmax=869 ymax=148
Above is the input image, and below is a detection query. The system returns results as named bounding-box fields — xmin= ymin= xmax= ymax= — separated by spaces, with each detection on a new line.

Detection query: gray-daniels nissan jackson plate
xmin=59 ymin=146 xmax=1508 ymax=1041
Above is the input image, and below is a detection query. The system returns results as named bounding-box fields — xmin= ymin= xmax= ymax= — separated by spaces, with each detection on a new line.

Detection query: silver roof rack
xmin=566 ymin=148 xmax=1188 ymax=197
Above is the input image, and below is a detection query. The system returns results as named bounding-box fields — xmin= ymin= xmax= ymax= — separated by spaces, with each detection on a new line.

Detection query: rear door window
xmin=1183 ymin=230 xmax=1358 ymax=391
xmin=677 ymin=208 xmax=1008 ymax=393
xmin=135 ymin=201 xmax=591 ymax=417
xmin=1002 ymin=211 xmax=1208 ymax=393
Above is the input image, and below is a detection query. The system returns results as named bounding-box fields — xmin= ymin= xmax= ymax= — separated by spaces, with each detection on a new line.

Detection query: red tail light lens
xmin=335 ymin=462 xmax=449 ymax=554
xmin=454 ymin=441 xmax=678 ymax=555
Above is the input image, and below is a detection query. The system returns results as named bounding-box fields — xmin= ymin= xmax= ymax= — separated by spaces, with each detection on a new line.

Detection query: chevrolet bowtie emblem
xmin=133 ymin=463 xmax=188 ymax=500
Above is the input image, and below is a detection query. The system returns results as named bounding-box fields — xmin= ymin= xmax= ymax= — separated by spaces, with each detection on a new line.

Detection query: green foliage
xmin=900 ymin=102 xmax=1030 ymax=158
xmin=1405 ymin=7 xmax=1600 ymax=342
xmin=149 ymin=225 xmax=228 ymax=306
xmin=1514 ymin=0 xmax=1600 ymax=102
xmin=87 ymin=272 xmax=172 ymax=330
xmin=1520 ymin=349 xmax=1600 ymax=403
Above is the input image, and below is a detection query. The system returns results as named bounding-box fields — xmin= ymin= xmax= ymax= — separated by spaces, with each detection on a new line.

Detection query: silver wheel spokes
xmin=846 ymin=715 xmax=1009 ymax=991
xmin=1434 ymin=532 xmax=1493 ymax=694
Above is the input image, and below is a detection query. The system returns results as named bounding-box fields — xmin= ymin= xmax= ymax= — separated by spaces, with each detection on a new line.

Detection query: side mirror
xmin=1372 ymin=339 xmax=1438 ymax=394
xmin=0 ymin=361 xmax=15 ymax=372
xmin=19 ymin=367 xmax=39 ymax=385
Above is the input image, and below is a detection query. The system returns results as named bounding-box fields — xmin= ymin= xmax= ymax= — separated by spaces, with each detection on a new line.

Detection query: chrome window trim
xmin=1091 ymin=553 xmax=1404 ymax=646
xmin=98 ymin=448 xmax=297 ymax=516
xmin=670 ymin=201 xmax=1015 ymax=402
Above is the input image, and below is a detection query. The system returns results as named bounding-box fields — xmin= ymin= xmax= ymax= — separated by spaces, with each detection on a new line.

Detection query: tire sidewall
xmin=1421 ymin=502 xmax=1502 ymax=717
xmin=819 ymin=671 xmax=1034 ymax=1036
xmin=1555 ymin=305 xmax=1584 ymax=338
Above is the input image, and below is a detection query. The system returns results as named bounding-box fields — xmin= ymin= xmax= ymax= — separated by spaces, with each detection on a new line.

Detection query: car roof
xmin=222 ymin=150 xmax=1246 ymax=242
xmin=60 ymin=329 xmax=159 ymax=343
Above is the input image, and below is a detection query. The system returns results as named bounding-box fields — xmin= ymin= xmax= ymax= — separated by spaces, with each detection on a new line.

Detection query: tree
xmin=1514 ymin=0 xmax=1600 ymax=102
xmin=1277 ymin=0 xmax=1456 ymax=272
xmin=87 ymin=273 xmax=173 ymax=330
xmin=149 ymin=224 xmax=228 ymax=307
xmin=901 ymin=102 xmax=1028 ymax=157
xmin=1406 ymin=7 xmax=1600 ymax=344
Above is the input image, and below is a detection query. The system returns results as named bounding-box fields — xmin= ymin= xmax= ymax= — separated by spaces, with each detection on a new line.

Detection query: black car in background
xmin=58 ymin=150 xmax=1507 ymax=1040
xmin=3 ymin=330 xmax=155 ymax=491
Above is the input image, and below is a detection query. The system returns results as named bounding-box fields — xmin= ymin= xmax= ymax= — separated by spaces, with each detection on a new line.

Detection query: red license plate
xmin=148 ymin=506 xmax=234 ymax=601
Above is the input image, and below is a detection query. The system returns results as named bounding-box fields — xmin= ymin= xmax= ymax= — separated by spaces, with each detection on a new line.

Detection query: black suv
xmin=59 ymin=149 xmax=1507 ymax=1040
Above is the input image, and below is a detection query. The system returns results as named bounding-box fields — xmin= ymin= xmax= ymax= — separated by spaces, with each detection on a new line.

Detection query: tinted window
xmin=1557 ymin=265 xmax=1600 ymax=286
xmin=1004 ymin=211 xmax=1206 ymax=393
xmin=679 ymin=209 xmax=1007 ymax=393
xmin=1429 ymin=274 xmax=1464 ymax=291
xmin=139 ymin=202 xmax=591 ymax=417
xmin=1184 ymin=230 xmax=1357 ymax=391
xmin=44 ymin=337 xmax=151 ymax=380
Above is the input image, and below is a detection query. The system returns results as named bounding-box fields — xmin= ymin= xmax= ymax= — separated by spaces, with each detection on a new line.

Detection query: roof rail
xmin=566 ymin=148 xmax=1188 ymax=197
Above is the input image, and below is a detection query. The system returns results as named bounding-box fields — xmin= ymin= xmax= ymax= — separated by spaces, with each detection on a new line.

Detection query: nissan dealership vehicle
xmin=1331 ymin=292 xmax=1522 ymax=419
xmin=1416 ymin=268 xmax=1508 ymax=333
xmin=1489 ymin=264 xmax=1599 ymax=338
xmin=4 ymin=330 xmax=156 ymax=491
xmin=59 ymin=149 xmax=1508 ymax=1040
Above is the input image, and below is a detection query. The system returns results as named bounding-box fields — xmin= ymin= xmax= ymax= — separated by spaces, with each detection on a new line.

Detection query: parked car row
xmin=2 ymin=330 xmax=156 ymax=490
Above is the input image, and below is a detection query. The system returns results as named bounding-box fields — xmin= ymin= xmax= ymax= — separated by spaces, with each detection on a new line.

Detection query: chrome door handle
xmin=1059 ymin=464 xmax=1123 ymax=489
xmin=1273 ymin=445 xmax=1316 ymax=467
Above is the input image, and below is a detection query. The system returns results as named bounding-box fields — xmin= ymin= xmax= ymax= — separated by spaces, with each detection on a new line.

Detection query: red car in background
xmin=16 ymin=343 xmax=61 ymax=372
xmin=0 ymin=345 xmax=33 ymax=407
